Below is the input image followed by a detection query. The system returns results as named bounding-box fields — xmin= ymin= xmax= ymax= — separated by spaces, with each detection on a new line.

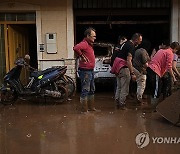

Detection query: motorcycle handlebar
xmin=27 ymin=65 xmax=37 ymax=71
xmin=15 ymin=58 xmax=37 ymax=71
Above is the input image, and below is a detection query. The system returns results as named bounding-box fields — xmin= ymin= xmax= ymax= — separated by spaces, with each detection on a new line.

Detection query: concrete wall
xmin=0 ymin=0 xmax=74 ymax=60
xmin=0 ymin=0 xmax=75 ymax=79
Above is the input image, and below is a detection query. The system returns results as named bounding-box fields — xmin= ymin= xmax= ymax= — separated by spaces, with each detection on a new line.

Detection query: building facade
xmin=0 ymin=0 xmax=180 ymax=84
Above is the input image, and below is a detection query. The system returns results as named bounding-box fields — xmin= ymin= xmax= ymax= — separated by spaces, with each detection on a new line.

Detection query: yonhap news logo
xmin=135 ymin=132 xmax=150 ymax=148
xmin=135 ymin=132 xmax=180 ymax=149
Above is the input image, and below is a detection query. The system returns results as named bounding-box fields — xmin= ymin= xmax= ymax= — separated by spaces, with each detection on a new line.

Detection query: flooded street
xmin=0 ymin=91 xmax=180 ymax=154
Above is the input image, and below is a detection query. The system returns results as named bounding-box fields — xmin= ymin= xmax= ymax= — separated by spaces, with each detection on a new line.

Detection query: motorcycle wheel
xmin=0 ymin=90 xmax=18 ymax=105
xmin=56 ymin=75 xmax=75 ymax=98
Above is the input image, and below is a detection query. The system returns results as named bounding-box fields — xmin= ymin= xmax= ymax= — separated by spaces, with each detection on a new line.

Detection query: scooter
xmin=0 ymin=55 xmax=70 ymax=105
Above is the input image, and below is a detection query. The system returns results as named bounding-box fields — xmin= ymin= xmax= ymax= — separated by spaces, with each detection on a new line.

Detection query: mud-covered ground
xmin=0 ymin=85 xmax=180 ymax=154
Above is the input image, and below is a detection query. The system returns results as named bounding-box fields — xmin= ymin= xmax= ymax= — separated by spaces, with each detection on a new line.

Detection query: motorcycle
xmin=0 ymin=55 xmax=75 ymax=105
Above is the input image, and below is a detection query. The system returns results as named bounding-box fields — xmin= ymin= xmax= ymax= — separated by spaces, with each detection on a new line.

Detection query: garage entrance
xmin=74 ymin=0 xmax=171 ymax=55
xmin=73 ymin=0 xmax=171 ymax=90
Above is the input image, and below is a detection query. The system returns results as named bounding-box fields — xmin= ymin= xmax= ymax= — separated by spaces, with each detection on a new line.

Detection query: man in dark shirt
xmin=110 ymin=36 xmax=127 ymax=67
xmin=114 ymin=33 xmax=142 ymax=109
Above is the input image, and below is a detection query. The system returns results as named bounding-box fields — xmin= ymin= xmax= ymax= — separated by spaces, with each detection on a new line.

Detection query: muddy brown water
xmin=0 ymin=91 xmax=180 ymax=154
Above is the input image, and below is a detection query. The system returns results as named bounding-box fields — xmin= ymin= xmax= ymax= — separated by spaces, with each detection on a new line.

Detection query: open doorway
xmin=26 ymin=24 xmax=37 ymax=69
xmin=7 ymin=24 xmax=37 ymax=70
xmin=6 ymin=24 xmax=37 ymax=84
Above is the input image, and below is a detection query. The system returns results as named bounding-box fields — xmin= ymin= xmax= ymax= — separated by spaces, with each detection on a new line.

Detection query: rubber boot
xmin=150 ymin=97 xmax=159 ymax=112
xmin=80 ymin=97 xmax=88 ymax=113
xmin=115 ymin=99 xmax=120 ymax=109
xmin=137 ymin=94 xmax=147 ymax=106
xmin=87 ymin=95 xmax=100 ymax=112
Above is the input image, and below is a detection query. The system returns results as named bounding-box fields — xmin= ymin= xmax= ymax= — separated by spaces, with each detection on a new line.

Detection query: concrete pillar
xmin=36 ymin=10 xmax=43 ymax=69
xmin=171 ymin=0 xmax=179 ymax=42
xmin=67 ymin=0 xmax=74 ymax=59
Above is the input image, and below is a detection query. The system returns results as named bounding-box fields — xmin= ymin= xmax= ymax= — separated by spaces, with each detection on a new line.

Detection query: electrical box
xmin=46 ymin=33 xmax=57 ymax=54
xmin=39 ymin=43 xmax=45 ymax=52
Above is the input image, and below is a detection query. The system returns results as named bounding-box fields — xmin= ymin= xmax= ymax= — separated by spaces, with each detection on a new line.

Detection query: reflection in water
xmin=0 ymin=93 xmax=180 ymax=154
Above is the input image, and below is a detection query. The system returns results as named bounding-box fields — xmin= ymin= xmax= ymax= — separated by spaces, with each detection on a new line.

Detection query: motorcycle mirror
xmin=24 ymin=54 xmax=30 ymax=60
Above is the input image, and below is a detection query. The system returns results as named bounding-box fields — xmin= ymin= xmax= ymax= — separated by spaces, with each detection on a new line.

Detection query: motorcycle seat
xmin=30 ymin=66 xmax=67 ymax=78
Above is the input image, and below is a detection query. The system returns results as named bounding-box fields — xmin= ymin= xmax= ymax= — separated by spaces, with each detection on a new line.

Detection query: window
xmin=0 ymin=13 xmax=35 ymax=21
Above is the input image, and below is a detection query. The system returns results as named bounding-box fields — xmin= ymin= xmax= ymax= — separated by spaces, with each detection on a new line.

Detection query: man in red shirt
xmin=73 ymin=27 xmax=98 ymax=113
